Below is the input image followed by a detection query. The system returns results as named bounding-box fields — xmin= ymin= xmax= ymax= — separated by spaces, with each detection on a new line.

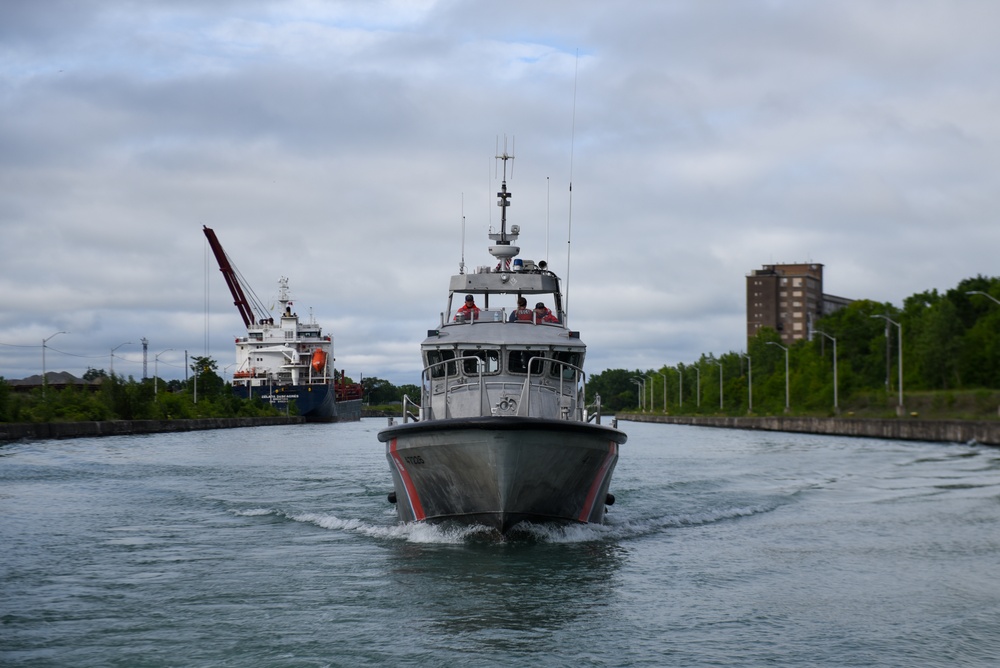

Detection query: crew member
xmin=509 ymin=296 xmax=533 ymax=322
xmin=455 ymin=294 xmax=480 ymax=321
xmin=534 ymin=302 xmax=559 ymax=323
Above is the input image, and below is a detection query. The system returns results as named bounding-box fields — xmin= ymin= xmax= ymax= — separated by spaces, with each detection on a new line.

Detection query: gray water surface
xmin=2 ymin=419 xmax=998 ymax=666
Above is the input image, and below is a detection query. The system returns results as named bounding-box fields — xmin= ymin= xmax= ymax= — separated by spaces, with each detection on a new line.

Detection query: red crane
xmin=203 ymin=226 xmax=267 ymax=328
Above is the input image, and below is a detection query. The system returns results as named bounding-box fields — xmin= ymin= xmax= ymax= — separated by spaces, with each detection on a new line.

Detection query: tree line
xmin=0 ymin=356 xmax=425 ymax=423
xmin=1 ymin=356 xmax=280 ymax=423
xmin=587 ymin=275 xmax=1000 ymax=417
xmin=14 ymin=274 xmax=998 ymax=423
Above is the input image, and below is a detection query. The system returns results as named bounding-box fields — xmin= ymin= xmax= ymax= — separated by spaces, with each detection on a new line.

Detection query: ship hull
xmin=233 ymin=384 xmax=362 ymax=422
xmin=377 ymin=417 xmax=626 ymax=533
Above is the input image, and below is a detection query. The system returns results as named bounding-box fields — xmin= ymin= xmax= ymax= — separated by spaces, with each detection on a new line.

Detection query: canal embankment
xmin=616 ymin=414 xmax=1000 ymax=446
xmin=0 ymin=416 xmax=305 ymax=443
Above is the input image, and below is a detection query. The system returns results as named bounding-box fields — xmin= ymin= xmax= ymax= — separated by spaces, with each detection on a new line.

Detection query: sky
xmin=2 ymin=0 xmax=999 ymax=386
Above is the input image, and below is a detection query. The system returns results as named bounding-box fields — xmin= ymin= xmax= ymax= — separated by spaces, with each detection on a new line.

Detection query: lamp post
xmin=645 ymin=374 xmax=656 ymax=413
xmin=42 ymin=331 xmax=68 ymax=399
xmin=766 ymin=341 xmax=789 ymax=412
xmin=713 ymin=360 xmax=723 ymax=410
xmin=967 ymin=291 xmax=1000 ymax=415
xmin=814 ymin=330 xmax=838 ymax=413
xmin=871 ymin=315 xmax=903 ymax=414
xmin=677 ymin=366 xmax=683 ymax=410
xmin=630 ymin=377 xmax=645 ymax=411
xmin=742 ymin=353 xmax=752 ymax=414
xmin=155 ymin=349 xmax=174 ymax=399
xmin=110 ymin=341 xmax=132 ymax=378
xmin=692 ymin=365 xmax=700 ymax=408
xmin=967 ymin=290 xmax=1000 ymax=306
xmin=655 ymin=372 xmax=668 ymax=413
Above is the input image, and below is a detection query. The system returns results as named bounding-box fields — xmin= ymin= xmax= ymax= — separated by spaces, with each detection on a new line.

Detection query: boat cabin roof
xmin=449 ymin=270 xmax=560 ymax=295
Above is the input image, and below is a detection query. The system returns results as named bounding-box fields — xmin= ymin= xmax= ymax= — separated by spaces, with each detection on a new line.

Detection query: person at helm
xmin=455 ymin=294 xmax=480 ymax=321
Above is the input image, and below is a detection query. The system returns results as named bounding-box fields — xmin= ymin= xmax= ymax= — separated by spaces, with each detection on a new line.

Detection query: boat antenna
xmin=565 ymin=49 xmax=579 ymax=321
xmin=546 ymin=176 xmax=550 ymax=264
xmin=459 ymin=193 xmax=466 ymax=274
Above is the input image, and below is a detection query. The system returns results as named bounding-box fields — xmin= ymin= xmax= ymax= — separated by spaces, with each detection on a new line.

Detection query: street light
xmin=655 ymin=372 xmax=668 ymax=412
xmin=968 ymin=290 xmax=1000 ymax=307
xmin=645 ymin=374 xmax=656 ymax=413
xmin=766 ymin=341 xmax=789 ymax=412
xmin=813 ymin=330 xmax=838 ymax=413
xmin=42 ymin=330 xmax=68 ymax=398
xmin=155 ymin=349 xmax=174 ymax=399
xmin=630 ymin=377 xmax=645 ymax=411
xmin=742 ymin=353 xmax=752 ymax=414
xmin=110 ymin=341 xmax=132 ymax=377
xmin=677 ymin=366 xmax=683 ymax=410
xmin=692 ymin=364 xmax=700 ymax=408
xmin=713 ymin=359 xmax=723 ymax=410
xmin=967 ymin=291 xmax=1000 ymax=416
xmin=871 ymin=315 xmax=903 ymax=414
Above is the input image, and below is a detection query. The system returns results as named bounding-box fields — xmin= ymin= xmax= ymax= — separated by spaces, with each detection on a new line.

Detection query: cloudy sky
xmin=3 ymin=0 xmax=999 ymax=385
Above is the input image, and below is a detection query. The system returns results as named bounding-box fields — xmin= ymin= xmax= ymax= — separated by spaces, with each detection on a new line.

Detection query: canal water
xmin=2 ymin=419 xmax=998 ymax=666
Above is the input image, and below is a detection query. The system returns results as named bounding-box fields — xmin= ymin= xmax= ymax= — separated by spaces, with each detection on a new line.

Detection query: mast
xmin=488 ymin=146 xmax=520 ymax=269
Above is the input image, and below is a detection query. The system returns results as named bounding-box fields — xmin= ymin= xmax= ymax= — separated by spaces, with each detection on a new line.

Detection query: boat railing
xmin=400 ymin=394 xmax=420 ymax=424
xmin=443 ymin=308 xmax=564 ymax=328
xmin=418 ymin=355 xmax=489 ymax=420
xmin=522 ymin=356 xmax=587 ymax=421
xmin=585 ymin=393 xmax=603 ymax=425
xmin=448 ymin=308 xmax=506 ymax=325
xmin=417 ymin=355 xmax=586 ymax=422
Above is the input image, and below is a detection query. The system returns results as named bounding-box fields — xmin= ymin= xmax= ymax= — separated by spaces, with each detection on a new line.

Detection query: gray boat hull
xmin=377 ymin=417 xmax=626 ymax=533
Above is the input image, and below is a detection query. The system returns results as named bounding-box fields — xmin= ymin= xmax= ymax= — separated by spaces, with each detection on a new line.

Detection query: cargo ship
xmin=204 ymin=226 xmax=362 ymax=422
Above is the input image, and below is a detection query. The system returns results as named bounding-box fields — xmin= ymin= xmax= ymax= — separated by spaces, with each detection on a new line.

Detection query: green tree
xmin=189 ymin=356 xmax=225 ymax=399
xmin=588 ymin=368 xmax=643 ymax=411
xmin=362 ymin=377 xmax=397 ymax=405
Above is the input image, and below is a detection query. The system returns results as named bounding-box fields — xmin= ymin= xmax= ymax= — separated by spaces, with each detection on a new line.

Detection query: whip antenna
xmin=565 ymin=50 xmax=579 ymax=320
xmin=460 ymin=193 xmax=466 ymax=274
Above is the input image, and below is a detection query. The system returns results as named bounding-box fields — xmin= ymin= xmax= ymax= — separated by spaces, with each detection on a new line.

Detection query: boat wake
xmin=230 ymin=501 xmax=776 ymax=545
xmin=603 ymin=502 xmax=776 ymax=540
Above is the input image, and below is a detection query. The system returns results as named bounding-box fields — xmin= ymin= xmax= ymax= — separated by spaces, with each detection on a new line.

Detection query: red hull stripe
xmin=578 ymin=441 xmax=619 ymax=522
xmin=388 ymin=438 xmax=426 ymax=520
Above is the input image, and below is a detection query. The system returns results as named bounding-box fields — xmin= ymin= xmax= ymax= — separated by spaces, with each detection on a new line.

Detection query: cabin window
xmin=460 ymin=349 xmax=500 ymax=375
xmin=508 ymin=350 xmax=545 ymax=375
xmin=550 ymin=351 xmax=581 ymax=381
xmin=426 ymin=349 xmax=457 ymax=378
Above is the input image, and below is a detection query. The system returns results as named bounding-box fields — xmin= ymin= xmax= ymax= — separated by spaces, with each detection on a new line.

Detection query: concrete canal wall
xmin=617 ymin=414 xmax=1000 ymax=446
xmin=0 ymin=416 xmax=305 ymax=443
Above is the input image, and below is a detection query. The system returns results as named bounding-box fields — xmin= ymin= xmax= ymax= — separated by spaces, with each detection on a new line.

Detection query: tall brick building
xmin=746 ymin=263 xmax=852 ymax=345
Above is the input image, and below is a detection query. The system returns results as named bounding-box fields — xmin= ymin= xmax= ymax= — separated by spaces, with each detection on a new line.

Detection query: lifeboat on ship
xmin=311 ymin=349 xmax=327 ymax=374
